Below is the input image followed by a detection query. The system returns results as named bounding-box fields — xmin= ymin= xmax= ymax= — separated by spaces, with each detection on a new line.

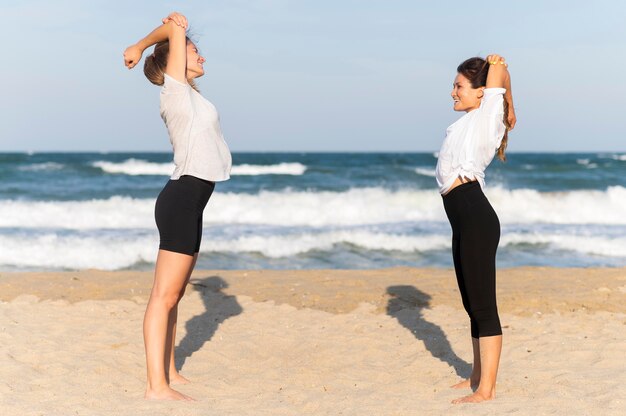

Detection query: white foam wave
xmin=503 ymin=233 xmax=626 ymax=258
xmin=414 ymin=167 xmax=436 ymax=177
xmin=1 ymin=186 xmax=625 ymax=230
xmin=487 ymin=186 xmax=626 ymax=225
xmin=92 ymin=159 xmax=307 ymax=176
xmin=231 ymin=163 xmax=306 ymax=175
xmin=1 ymin=229 xmax=624 ymax=270
xmin=0 ymin=196 xmax=154 ymax=229
xmin=0 ymin=233 xmax=157 ymax=270
xmin=19 ymin=162 xmax=65 ymax=172
xmin=202 ymin=231 xmax=449 ymax=258
xmin=92 ymin=159 xmax=173 ymax=175
xmin=611 ymin=154 xmax=626 ymax=161
xmin=576 ymin=159 xmax=598 ymax=168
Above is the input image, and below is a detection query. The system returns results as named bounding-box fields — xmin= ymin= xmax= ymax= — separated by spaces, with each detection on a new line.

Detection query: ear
xmin=477 ymin=87 xmax=485 ymax=99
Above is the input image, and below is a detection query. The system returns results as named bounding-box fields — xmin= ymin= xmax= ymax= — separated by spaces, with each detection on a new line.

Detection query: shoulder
xmin=483 ymin=87 xmax=506 ymax=99
xmin=161 ymin=73 xmax=191 ymax=95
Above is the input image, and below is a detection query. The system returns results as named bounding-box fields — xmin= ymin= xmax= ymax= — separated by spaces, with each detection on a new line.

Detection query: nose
xmin=199 ymin=56 xmax=205 ymax=63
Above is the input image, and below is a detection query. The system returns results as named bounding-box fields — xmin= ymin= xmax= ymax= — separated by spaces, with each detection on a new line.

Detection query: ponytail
xmin=497 ymin=100 xmax=510 ymax=162
xmin=143 ymin=41 xmax=168 ymax=86
xmin=142 ymin=38 xmax=200 ymax=92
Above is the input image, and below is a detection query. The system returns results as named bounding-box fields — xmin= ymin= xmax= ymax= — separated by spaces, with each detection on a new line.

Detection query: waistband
xmin=176 ymin=175 xmax=215 ymax=186
xmin=441 ymin=180 xmax=480 ymax=200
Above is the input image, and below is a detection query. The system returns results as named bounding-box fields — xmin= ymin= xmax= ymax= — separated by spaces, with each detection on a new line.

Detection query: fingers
xmin=124 ymin=57 xmax=135 ymax=69
xmin=163 ymin=12 xmax=188 ymax=29
xmin=507 ymin=113 xmax=517 ymax=130
xmin=487 ymin=54 xmax=508 ymax=67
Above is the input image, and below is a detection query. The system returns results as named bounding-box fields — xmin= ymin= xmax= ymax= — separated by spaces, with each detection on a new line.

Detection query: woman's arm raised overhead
xmin=123 ymin=12 xmax=188 ymax=83
xmin=485 ymin=54 xmax=515 ymax=130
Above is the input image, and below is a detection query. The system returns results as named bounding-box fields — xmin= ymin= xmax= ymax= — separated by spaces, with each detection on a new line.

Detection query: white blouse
xmin=435 ymin=88 xmax=507 ymax=195
xmin=160 ymin=73 xmax=232 ymax=182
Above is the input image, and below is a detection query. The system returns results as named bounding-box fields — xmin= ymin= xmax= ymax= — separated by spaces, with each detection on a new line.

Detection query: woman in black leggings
xmin=435 ymin=54 xmax=516 ymax=404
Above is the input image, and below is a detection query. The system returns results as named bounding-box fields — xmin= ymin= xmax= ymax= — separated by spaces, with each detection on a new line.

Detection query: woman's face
xmin=186 ymin=42 xmax=206 ymax=79
xmin=451 ymin=73 xmax=483 ymax=112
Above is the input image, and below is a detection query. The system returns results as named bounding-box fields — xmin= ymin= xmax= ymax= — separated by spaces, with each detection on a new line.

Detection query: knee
xmin=152 ymin=286 xmax=184 ymax=310
xmin=470 ymin=306 xmax=501 ymax=337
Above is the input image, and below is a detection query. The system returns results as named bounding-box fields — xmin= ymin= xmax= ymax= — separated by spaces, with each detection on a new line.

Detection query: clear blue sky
xmin=1 ymin=0 xmax=624 ymax=152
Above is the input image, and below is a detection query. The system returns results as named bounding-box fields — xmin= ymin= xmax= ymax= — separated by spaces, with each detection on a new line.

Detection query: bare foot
xmin=169 ymin=372 xmax=191 ymax=385
xmin=450 ymin=378 xmax=479 ymax=390
xmin=145 ymin=386 xmax=195 ymax=401
xmin=451 ymin=390 xmax=495 ymax=404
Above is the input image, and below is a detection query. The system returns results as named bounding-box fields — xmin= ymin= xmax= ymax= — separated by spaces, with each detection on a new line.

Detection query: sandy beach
xmin=1 ymin=267 xmax=625 ymax=415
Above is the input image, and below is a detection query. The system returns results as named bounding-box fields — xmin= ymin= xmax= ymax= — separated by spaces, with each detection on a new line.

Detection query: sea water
xmin=0 ymin=152 xmax=624 ymax=270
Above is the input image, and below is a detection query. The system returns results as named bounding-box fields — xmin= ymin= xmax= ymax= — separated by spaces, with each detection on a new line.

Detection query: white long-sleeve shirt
xmin=160 ymin=73 xmax=232 ymax=182
xmin=435 ymin=88 xmax=507 ymax=195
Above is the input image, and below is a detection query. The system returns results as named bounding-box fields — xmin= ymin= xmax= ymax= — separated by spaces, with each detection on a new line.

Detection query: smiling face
xmin=451 ymin=73 xmax=484 ymax=112
xmin=186 ymin=42 xmax=205 ymax=79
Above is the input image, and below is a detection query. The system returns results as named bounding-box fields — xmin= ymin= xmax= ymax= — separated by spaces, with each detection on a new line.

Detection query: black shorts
xmin=154 ymin=175 xmax=215 ymax=256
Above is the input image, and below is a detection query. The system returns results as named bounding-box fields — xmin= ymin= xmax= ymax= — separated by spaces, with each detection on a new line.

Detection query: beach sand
xmin=1 ymin=267 xmax=624 ymax=415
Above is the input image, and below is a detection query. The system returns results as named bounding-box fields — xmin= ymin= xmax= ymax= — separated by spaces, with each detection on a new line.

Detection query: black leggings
xmin=155 ymin=175 xmax=215 ymax=256
xmin=443 ymin=181 xmax=502 ymax=338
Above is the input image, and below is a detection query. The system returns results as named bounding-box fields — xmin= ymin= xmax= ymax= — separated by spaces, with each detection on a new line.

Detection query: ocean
xmin=0 ymin=152 xmax=624 ymax=271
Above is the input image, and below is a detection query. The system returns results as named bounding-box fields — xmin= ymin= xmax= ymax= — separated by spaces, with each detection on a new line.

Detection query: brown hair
xmin=457 ymin=57 xmax=510 ymax=161
xmin=143 ymin=37 xmax=199 ymax=91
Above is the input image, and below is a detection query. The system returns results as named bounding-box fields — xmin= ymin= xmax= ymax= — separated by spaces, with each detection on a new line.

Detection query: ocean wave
xmin=18 ymin=162 xmax=65 ymax=172
xmin=1 ymin=186 xmax=625 ymax=229
xmin=503 ymin=233 xmax=626 ymax=258
xmin=202 ymin=231 xmax=449 ymax=258
xmin=414 ymin=167 xmax=436 ymax=177
xmin=0 ymin=233 xmax=157 ymax=270
xmin=205 ymin=231 xmax=626 ymax=258
xmin=1 ymin=229 xmax=623 ymax=270
xmin=611 ymin=154 xmax=626 ymax=161
xmin=231 ymin=163 xmax=306 ymax=175
xmin=92 ymin=159 xmax=172 ymax=175
xmin=576 ymin=159 xmax=598 ymax=169
xmin=91 ymin=159 xmax=307 ymax=176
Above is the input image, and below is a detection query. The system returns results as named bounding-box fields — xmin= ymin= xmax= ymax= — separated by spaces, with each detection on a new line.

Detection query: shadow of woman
xmin=386 ymin=285 xmax=471 ymax=378
xmin=175 ymin=275 xmax=243 ymax=371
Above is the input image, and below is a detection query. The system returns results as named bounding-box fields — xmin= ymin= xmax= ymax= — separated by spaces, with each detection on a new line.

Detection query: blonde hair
xmin=143 ymin=38 xmax=199 ymax=91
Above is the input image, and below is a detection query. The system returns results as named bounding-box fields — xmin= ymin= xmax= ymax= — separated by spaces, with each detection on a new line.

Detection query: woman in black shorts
xmin=124 ymin=12 xmax=232 ymax=401
xmin=435 ymin=54 xmax=516 ymax=404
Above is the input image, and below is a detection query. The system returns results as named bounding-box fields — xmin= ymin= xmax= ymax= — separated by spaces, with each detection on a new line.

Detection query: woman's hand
xmin=486 ymin=54 xmax=507 ymax=67
xmin=507 ymin=105 xmax=516 ymax=130
xmin=123 ymin=44 xmax=143 ymax=69
xmin=162 ymin=12 xmax=188 ymax=29
xmin=486 ymin=54 xmax=509 ymax=90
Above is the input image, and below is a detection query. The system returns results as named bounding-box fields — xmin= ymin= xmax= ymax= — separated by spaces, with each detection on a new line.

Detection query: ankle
xmin=476 ymin=385 xmax=496 ymax=399
xmin=146 ymin=381 xmax=169 ymax=392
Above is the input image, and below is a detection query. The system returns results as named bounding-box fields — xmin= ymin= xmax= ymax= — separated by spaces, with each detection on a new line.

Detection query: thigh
xmin=195 ymin=214 xmax=203 ymax=253
xmin=155 ymin=180 xmax=202 ymax=255
xmin=458 ymin=204 xmax=499 ymax=308
xmin=153 ymin=249 xmax=196 ymax=297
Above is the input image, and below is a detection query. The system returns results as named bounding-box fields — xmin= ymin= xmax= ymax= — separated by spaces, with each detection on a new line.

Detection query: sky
xmin=1 ymin=0 xmax=625 ymax=152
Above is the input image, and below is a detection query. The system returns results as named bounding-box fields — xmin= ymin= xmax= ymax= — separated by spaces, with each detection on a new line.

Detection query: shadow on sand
xmin=175 ymin=276 xmax=243 ymax=371
xmin=386 ymin=285 xmax=471 ymax=378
